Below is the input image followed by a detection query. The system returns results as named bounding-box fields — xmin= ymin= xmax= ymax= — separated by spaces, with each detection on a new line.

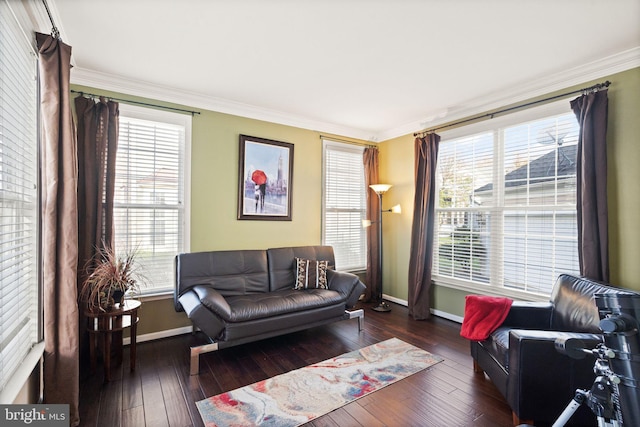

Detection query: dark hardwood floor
xmin=78 ymin=301 xmax=514 ymax=426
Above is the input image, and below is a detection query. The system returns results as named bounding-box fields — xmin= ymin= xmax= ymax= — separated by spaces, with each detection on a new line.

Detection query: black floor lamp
xmin=364 ymin=184 xmax=401 ymax=312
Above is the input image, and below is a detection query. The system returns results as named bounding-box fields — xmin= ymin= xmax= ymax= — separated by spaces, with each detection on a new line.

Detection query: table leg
xmin=114 ymin=314 xmax=123 ymax=366
xmin=130 ymin=310 xmax=137 ymax=371
xmin=89 ymin=332 xmax=96 ymax=373
xmin=104 ymin=330 xmax=112 ymax=382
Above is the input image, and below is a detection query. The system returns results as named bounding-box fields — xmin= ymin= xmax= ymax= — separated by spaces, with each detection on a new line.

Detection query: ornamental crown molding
xmin=70 ymin=67 xmax=378 ymax=142
xmin=71 ymin=47 xmax=639 ymax=143
xmin=379 ymin=47 xmax=640 ymax=142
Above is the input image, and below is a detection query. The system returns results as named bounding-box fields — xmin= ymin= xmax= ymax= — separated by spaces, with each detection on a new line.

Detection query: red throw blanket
xmin=460 ymin=295 xmax=513 ymax=341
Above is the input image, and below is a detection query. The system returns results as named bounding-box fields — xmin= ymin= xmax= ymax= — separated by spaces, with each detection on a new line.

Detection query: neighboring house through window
xmin=114 ymin=104 xmax=190 ymax=294
xmin=322 ymin=140 xmax=366 ymax=271
xmin=434 ymin=100 xmax=581 ymax=296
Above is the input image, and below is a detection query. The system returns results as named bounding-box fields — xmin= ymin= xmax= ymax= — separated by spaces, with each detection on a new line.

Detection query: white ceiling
xmin=49 ymin=0 xmax=640 ymax=141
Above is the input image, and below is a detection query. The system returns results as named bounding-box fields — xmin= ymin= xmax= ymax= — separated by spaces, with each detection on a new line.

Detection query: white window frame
xmin=115 ymin=104 xmax=191 ymax=296
xmin=433 ymin=100 xmax=580 ymax=301
xmin=0 ymin=0 xmax=45 ymax=403
xmin=322 ymin=140 xmax=367 ymax=271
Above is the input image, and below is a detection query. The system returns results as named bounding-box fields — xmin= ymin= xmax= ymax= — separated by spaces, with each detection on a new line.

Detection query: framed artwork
xmin=237 ymin=135 xmax=294 ymax=221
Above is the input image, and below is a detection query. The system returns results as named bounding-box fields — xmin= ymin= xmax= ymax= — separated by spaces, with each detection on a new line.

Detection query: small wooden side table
xmin=85 ymin=299 xmax=141 ymax=382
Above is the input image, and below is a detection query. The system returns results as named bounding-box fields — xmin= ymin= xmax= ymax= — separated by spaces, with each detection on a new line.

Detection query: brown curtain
xmin=363 ymin=147 xmax=380 ymax=302
xmin=37 ymin=33 xmax=80 ymax=426
xmin=75 ymin=96 xmax=119 ymax=267
xmin=407 ymin=134 xmax=440 ymax=320
xmin=75 ymin=96 xmax=119 ymax=366
xmin=571 ymin=90 xmax=609 ymax=282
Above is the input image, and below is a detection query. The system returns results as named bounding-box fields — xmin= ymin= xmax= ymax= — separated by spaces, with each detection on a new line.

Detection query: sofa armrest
xmin=507 ymin=329 xmax=603 ymax=422
xmin=178 ymin=289 xmax=226 ymax=339
xmin=193 ymin=285 xmax=232 ymax=321
xmin=501 ymin=301 xmax=553 ymax=329
xmin=327 ymin=270 xmax=365 ymax=308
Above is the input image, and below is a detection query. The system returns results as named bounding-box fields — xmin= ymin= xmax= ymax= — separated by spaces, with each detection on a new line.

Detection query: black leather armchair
xmin=470 ymin=274 xmax=639 ymax=426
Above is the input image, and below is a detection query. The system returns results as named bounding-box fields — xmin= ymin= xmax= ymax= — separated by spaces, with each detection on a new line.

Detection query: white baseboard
xmin=382 ymin=294 xmax=408 ymax=307
xmin=430 ymin=309 xmax=463 ymax=324
xmin=382 ymin=294 xmax=463 ymax=323
xmin=123 ymin=326 xmax=193 ymax=346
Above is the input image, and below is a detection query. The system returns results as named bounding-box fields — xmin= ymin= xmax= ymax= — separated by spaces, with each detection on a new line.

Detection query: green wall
xmin=606 ymin=68 xmax=640 ymax=287
xmin=190 ymin=111 xmax=325 ymax=251
xmin=379 ymin=67 xmax=640 ymax=317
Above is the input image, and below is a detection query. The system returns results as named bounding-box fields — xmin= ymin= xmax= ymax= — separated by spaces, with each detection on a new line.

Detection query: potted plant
xmin=80 ymin=246 xmax=142 ymax=312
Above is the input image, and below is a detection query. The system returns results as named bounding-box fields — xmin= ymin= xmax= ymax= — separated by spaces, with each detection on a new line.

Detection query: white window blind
xmin=434 ymin=101 xmax=580 ymax=296
xmin=322 ymin=140 xmax=366 ymax=270
xmin=114 ymin=105 xmax=190 ymax=294
xmin=0 ymin=1 xmax=40 ymax=396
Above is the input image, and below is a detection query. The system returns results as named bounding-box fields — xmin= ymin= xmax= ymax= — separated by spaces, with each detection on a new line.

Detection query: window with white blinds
xmin=0 ymin=1 xmax=40 ymax=396
xmin=115 ymin=105 xmax=190 ymax=294
xmin=322 ymin=140 xmax=366 ymax=271
xmin=434 ymin=101 xmax=581 ymax=296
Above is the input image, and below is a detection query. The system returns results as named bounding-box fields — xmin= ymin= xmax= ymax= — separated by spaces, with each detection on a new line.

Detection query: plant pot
xmin=99 ymin=291 xmax=114 ymax=311
xmin=112 ymin=290 xmax=125 ymax=307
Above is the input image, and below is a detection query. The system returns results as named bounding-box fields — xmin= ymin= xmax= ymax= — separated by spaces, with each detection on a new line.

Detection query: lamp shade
xmin=390 ymin=204 xmax=402 ymax=214
xmin=370 ymin=184 xmax=392 ymax=194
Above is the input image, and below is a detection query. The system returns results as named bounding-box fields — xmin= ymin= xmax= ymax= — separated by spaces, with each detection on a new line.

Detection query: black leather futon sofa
xmin=174 ymin=245 xmax=366 ymax=374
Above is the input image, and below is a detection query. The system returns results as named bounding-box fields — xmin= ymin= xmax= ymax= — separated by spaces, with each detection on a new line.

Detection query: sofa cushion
xmin=294 ymin=258 xmax=329 ymax=290
xmin=550 ymin=274 xmax=625 ymax=333
xmin=268 ymin=246 xmax=336 ymax=291
xmin=215 ymin=288 xmax=344 ymax=322
xmin=175 ymin=249 xmax=269 ymax=311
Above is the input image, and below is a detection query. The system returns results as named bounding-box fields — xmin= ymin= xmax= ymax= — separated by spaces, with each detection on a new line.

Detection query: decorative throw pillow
xmin=294 ymin=257 xmax=329 ymax=290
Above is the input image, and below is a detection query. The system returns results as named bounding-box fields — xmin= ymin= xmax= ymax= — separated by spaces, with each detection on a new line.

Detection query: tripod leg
xmin=552 ymin=391 xmax=587 ymax=427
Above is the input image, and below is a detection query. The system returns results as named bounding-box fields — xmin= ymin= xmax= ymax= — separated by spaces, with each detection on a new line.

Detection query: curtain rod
xmin=71 ymin=90 xmax=201 ymax=116
xmin=42 ymin=0 xmax=60 ymax=39
xmin=319 ymin=134 xmax=376 ymax=148
xmin=414 ymin=80 xmax=611 ymax=137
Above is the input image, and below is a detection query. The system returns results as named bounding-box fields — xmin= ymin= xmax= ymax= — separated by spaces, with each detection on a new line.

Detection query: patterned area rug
xmin=196 ymin=337 xmax=443 ymax=427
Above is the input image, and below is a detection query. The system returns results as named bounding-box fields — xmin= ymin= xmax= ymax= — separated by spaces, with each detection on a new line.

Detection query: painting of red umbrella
xmin=251 ymin=169 xmax=267 ymax=185
xmin=238 ymin=135 xmax=294 ymax=221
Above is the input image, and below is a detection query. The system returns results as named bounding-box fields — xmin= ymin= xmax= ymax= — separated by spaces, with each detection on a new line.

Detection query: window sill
xmin=0 ymin=341 xmax=45 ymax=404
xmin=135 ymin=289 xmax=174 ymax=302
xmin=433 ymin=277 xmax=549 ymax=302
